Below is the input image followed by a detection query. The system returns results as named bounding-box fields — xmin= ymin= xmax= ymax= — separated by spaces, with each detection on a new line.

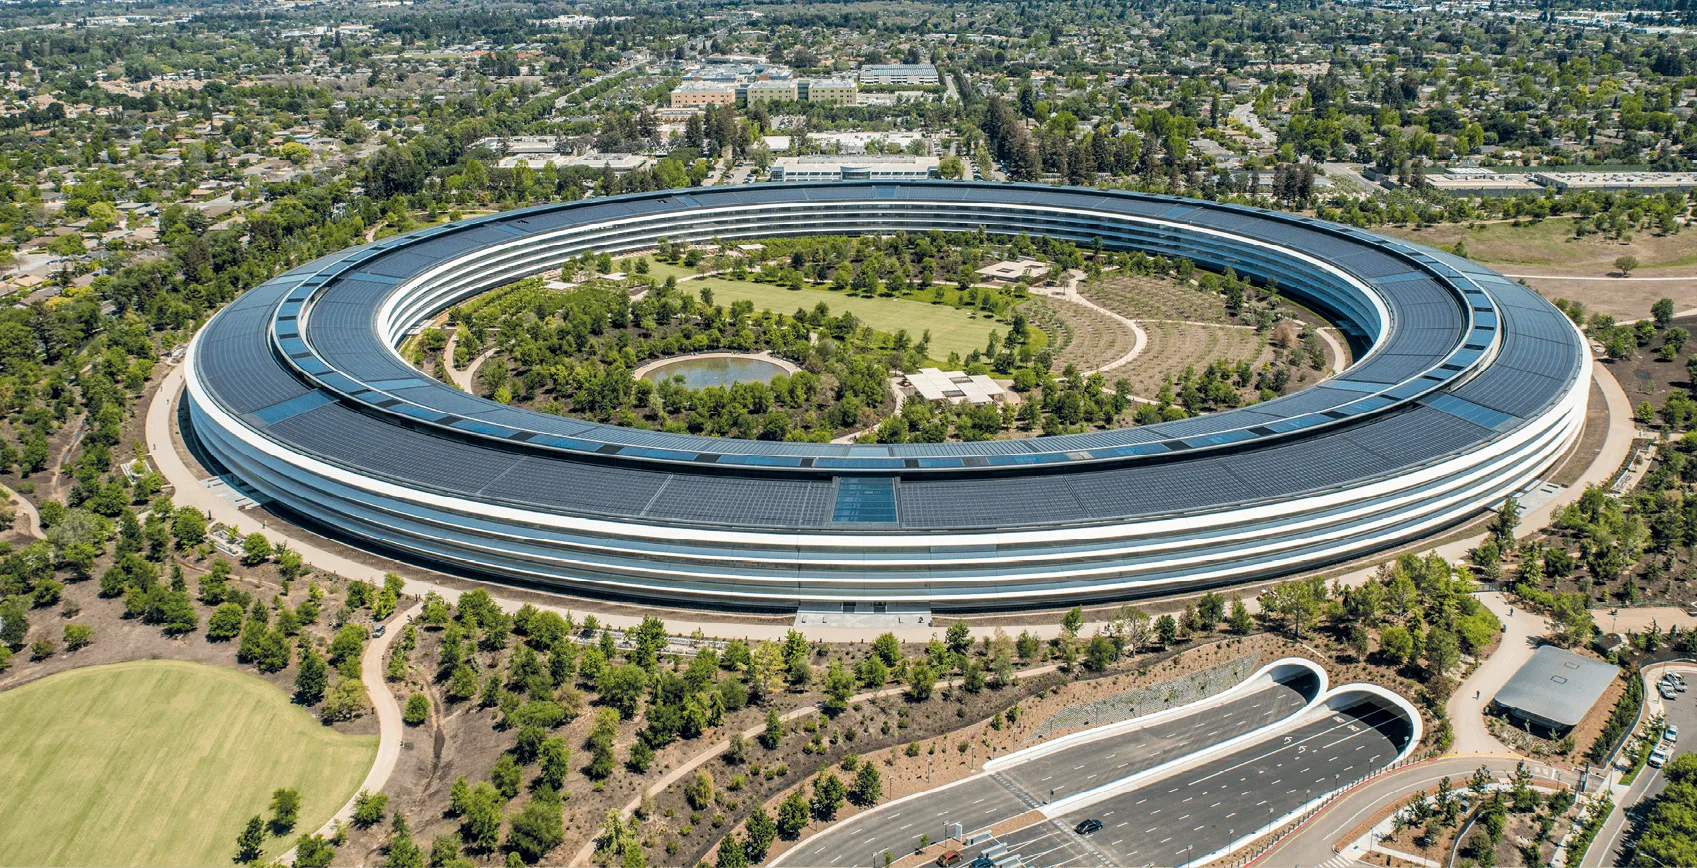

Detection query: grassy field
xmin=0 ymin=660 xmax=377 ymax=867
xmin=622 ymin=258 xmax=1019 ymax=359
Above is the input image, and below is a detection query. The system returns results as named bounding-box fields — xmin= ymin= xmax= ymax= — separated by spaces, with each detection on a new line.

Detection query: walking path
xmin=279 ymin=602 xmax=420 ymax=865
xmin=1447 ymin=592 xmax=1547 ymax=755
xmin=0 ymin=480 xmax=44 ymax=539
xmin=1037 ymin=269 xmax=1147 ymax=376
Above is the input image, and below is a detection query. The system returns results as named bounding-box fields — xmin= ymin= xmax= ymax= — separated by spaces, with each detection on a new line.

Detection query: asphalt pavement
xmin=1585 ymin=663 xmax=1697 ymax=868
xmin=772 ymin=677 xmax=1315 ymax=867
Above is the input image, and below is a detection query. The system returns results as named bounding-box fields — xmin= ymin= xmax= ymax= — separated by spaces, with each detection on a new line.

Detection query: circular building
xmin=184 ymin=181 xmax=1589 ymax=612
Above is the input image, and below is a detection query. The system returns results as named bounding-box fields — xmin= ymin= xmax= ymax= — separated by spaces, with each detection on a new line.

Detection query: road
xmin=1254 ymin=754 xmax=1579 ymax=867
xmin=280 ymin=602 xmax=419 ymax=865
xmin=773 ymin=676 xmax=1315 ymax=866
xmin=947 ymin=699 xmax=1409 ymax=868
xmin=1583 ymin=662 xmax=1697 ymax=868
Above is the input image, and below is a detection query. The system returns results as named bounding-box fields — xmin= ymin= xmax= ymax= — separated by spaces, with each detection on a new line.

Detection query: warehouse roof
xmin=1493 ymin=646 xmax=1619 ymax=729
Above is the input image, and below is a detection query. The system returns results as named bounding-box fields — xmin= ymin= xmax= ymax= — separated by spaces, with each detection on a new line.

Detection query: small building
xmin=1530 ymin=171 xmax=1697 ymax=194
xmin=1491 ymin=645 xmax=1620 ymax=735
xmin=859 ymin=63 xmax=940 ymax=86
xmin=1423 ymin=169 xmax=1543 ymax=198
xmin=975 ymin=259 xmax=1050 ymax=283
xmin=906 ymin=368 xmax=1006 ymax=405
xmin=800 ymin=78 xmax=858 ymax=106
xmin=670 ymin=82 xmax=735 ymax=108
xmin=744 ymin=79 xmax=798 ymax=105
xmin=768 ymin=155 xmax=938 ymax=182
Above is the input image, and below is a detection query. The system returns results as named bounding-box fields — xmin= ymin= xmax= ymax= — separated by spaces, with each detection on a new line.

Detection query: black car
xmin=1074 ymin=819 xmax=1103 ymax=835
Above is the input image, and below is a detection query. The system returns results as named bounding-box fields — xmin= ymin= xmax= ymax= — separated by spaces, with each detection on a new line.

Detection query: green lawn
xmin=0 ymin=660 xmax=377 ymax=867
xmin=618 ymin=257 xmax=1026 ymax=359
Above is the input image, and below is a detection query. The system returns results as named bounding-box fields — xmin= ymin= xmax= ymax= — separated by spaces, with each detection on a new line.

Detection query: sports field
xmin=0 ymin=660 xmax=377 ymax=866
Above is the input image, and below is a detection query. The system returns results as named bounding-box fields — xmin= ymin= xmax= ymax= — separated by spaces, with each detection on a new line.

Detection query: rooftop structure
xmin=906 ymin=368 xmax=1008 ymax=405
xmin=1491 ymin=645 xmax=1619 ymax=732
xmin=184 ymin=181 xmax=1588 ymax=612
xmin=1423 ymin=172 xmax=1543 ymax=198
xmin=1530 ymin=171 xmax=1697 ymax=193
xmin=670 ymin=82 xmax=735 ymax=108
xmin=976 ymin=259 xmax=1051 ymax=282
xmin=859 ymin=63 xmax=940 ymax=85
xmin=768 ymin=155 xmax=939 ymax=182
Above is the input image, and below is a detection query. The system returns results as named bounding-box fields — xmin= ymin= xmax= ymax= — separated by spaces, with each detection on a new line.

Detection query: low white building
xmin=976 ymin=260 xmax=1049 ymax=282
xmin=768 ymin=154 xmax=938 ymax=182
xmin=906 ymin=368 xmax=1006 ymax=405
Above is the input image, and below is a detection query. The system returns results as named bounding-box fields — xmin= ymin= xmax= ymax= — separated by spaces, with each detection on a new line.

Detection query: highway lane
xmin=1042 ymin=700 xmax=1408 ymax=867
xmin=772 ymin=677 xmax=1314 ymax=867
xmin=1585 ymin=663 xmax=1697 ymax=868
xmin=997 ymin=675 xmax=1314 ymax=806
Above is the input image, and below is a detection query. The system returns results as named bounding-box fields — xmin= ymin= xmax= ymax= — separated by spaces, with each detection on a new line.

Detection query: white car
xmin=1667 ymin=724 xmax=1680 ymax=744
xmin=1649 ymin=746 xmax=1671 ymax=768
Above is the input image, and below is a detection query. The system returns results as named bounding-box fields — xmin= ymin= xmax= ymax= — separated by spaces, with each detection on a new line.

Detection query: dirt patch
xmin=1019 ymin=296 xmax=1136 ymax=373
xmin=1110 ymin=319 xmax=1273 ymax=397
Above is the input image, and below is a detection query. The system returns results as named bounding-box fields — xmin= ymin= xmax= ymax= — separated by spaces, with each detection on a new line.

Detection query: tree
xmin=1061 ymin=606 xmax=1085 ymax=636
xmin=460 ymin=782 xmax=504 ymax=850
xmin=872 ymin=632 xmax=902 ymax=667
xmin=1380 ymin=625 xmax=1415 ymax=665
xmin=906 ymin=661 xmax=937 ymax=701
xmin=598 ymin=663 xmax=649 ymax=719
xmin=321 ymin=677 xmax=370 ymax=721
xmin=745 ymin=805 xmax=776 ymax=861
xmin=1654 ymin=298 xmax=1677 ymax=329
xmin=208 ymin=602 xmax=245 ymax=641
xmin=173 ymin=508 xmax=207 ymax=547
xmin=236 ymin=815 xmax=265 ymax=862
xmin=492 ymin=754 xmax=523 ymax=800
xmin=1198 ymin=591 xmax=1226 ymax=627
xmin=1615 ymin=255 xmax=1640 ymax=277
xmin=811 ymin=771 xmax=847 ymax=821
xmin=270 ymin=788 xmax=302 ymax=834
xmin=586 ymin=709 xmax=619 ymax=779
xmin=1424 ymin=626 xmax=1460 ymax=677
xmin=1154 ymin=614 xmax=1179 ymax=646
xmin=538 ymin=738 xmax=570 ymax=790
xmin=776 ymin=789 xmax=810 ymax=838
xmin=295 ymin=834 xmax=335 ymax=868
xmin=685 ymin=770 xmax=716 ymax=810
xmin=761 ymin=708 xmax=784 ymax=749
xmin=242 ymin=532 xmax=272 ymax=565
xmin=716 ymin=834 xmax=750 ymax=868
xmin=295 ymin=644 xmax=328 ymax=704
xmin=353 ymin=790 xmax=390 ymax=827
xmin=822 ymin=660 xmax=855 ymax=715
xmin=852 ymin=761 xmax=883 ymax=806
xmin=506 ymin=786 xmax=564 ymax=863
xmin=63 ymin=623 xmax=92 ymax=651
xmin=1228 ymin=597 xmax=1254 ymax=634
xmin=404 ymin=693 xmax=429 ymax=726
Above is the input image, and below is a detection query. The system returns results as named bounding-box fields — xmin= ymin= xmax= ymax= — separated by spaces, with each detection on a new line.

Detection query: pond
xmin=640 ymin=355 xmax=787 ymax=389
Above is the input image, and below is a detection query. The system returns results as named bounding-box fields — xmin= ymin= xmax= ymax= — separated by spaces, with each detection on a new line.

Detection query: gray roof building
xmin=1492 ymin=646 xmax=1619 ymax=732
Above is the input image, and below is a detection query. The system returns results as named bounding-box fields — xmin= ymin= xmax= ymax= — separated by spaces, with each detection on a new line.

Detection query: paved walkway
xmin=1447 ymin=592 xmax=1546 ymax=755
xmin=0 ymin=480 xmax=43 ymax=539
xmin=279 ymin=602 xmax=418 ymax=864
xmin=1038 ymin=269 xmax=1149 ymax=377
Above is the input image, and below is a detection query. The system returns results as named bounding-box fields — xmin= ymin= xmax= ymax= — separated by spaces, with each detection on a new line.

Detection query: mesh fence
xmin=1026 ymin=652 xmax=1262 ymax=742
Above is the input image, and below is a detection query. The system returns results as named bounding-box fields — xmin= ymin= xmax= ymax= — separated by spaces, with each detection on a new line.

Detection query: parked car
xmin=935 ymin=850 xmax=962 ymax=867
xmin=1667 ymin=724 xmax=1680 ymax=744
xmin=1661 ymin=682 xmax=1679 ymax=700
xmin=970 ymin=856 xmax=994 ymax=868
xmin=1074 ymin=819 xmax=1103 ymax=835
xmin=1649 ymin=746 xmax=1671 ymax=768
xmin=372 ymin=622 xmax=387 ymax=638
